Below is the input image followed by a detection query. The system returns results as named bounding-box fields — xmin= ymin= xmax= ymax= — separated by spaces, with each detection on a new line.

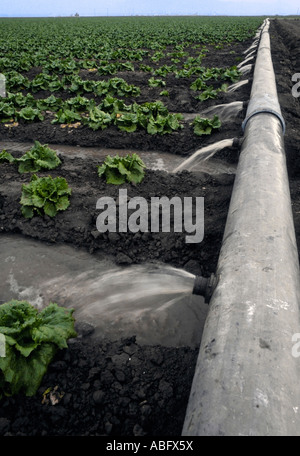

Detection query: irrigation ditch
xmin=0 ymin=17 xmax=300 ymax=436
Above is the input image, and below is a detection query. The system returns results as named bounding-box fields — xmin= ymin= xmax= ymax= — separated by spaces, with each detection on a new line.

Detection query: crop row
xmin=0 ymin=46 xmax=237 ymax=76
xmin=0 ymin=17 xmax=263 ymax=71
xmin=0 ymin=93 xmax=222 ymax=137
xmin=3 ymin=64 xmax=239 ymax=97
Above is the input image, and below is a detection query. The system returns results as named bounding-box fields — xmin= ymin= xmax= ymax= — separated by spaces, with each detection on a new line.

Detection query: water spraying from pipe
xmin=237 ymin=56 xmax=254 ymax=68
xmin=243 ymin=41 xmax=258 ymax=54
xmin=200 ymin=101 xmax=244 ymax=122
xmin=173 ymin=138 xmax=236 ymax=173
xmin=1 ymin=233 xmax=212 ymax=347
xmin=227 ymin=79 xmax=249 ymax=92
xmin=238 ymin=64 xmax=253 ymax=75
xmin=244 ymin=49 xmax=256 ymax=59
xmin=40 ymin=264 xmax=210 ymax=347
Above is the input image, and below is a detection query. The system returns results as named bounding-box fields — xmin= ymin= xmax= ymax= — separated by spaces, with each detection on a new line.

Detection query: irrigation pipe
xmin=183 ymin=19 xmax=300 ymax=436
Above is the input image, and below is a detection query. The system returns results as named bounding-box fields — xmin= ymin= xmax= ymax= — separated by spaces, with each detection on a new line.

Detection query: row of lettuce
xmin=0 ymin=63 xmax=236 ymax=133
xmin=4 ymin=65 xmax=240 ymax=92
xmin=0 ymin=92 xmax=222 ymax=135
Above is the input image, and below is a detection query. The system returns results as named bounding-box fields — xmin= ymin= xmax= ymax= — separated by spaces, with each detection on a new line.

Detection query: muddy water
xmin=0 ymin=141 xmax=236 ymax=175
xmin=0 ymin=234 xmax=208 ymax=348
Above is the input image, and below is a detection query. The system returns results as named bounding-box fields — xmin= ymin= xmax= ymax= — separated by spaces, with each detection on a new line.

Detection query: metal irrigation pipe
xmin=184 ymin=19 xmax=300 ymax=436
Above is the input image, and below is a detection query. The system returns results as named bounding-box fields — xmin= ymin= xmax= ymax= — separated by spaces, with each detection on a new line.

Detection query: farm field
xmin=0 ymin=16 xmax=300 ymax=436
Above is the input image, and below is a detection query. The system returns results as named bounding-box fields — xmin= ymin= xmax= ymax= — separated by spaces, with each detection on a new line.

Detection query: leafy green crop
xmin=16 ymin=141 xmax=61 ymax=173
xmin=0 ymin=16 xmax=262 ymax=139
xmin=84 ymin=107 xmax=112 ymax=131
xmin=114 ymin=112 xmax=139 ymax=133
xmin=190 ymin=78 xmax=208 ymax=91
xmin=195 ymin=86 xmax=220 ymax=101
xmin=148 ymin=77 xmax=166 ymax=88
xmin=0 ymin=150 xmax=16 ymax=163
xmin=97 ymin=153 xmax=146 ymax=185
xmin=192 ymin=115 xmax=222 ymax=136
xmin=0 ymin=101 xmax=16 ymax=122
xmin=159 ymin=90 xmax=169 ymax=97
xmin=20 ymin=174 xmax=71 ymax=218
xmin=18 ymin=106 xmax=44 ymax=122
xmin=146 ymin=113 xmax=183 ymax=135
xmin=36 ymin=94 xmax=63 ymax=111
xmin=52 ymin=108 xmax=82 ymax=124
xmin=0 ymin=141 xmax=61 ymax=173
xmin=0 ymin=300 xmax=77 ymax=398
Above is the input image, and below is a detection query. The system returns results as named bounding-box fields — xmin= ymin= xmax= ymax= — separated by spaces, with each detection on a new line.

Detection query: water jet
xmin=227 ymin=79 xmax=249 ymax=92
xmin=238 ymin=64 xmax=253 ymax=75
xmin=173 ymin=137 xmax=242 ymax=173
xmin=199 ymin=101 xmax=244 ymax=122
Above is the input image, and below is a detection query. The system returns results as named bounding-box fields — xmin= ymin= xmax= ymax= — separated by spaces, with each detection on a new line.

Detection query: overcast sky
xmin=0 ymin=0 xmax=299 ymax=17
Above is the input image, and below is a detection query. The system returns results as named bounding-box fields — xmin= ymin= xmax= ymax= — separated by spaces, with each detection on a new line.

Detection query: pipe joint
xmin=232 ymin=137 xmax=244 ymax=149
xmin=242 ymin=109 xmax=286 ymax=135
xmin=192 ymin=273 xmax=218 ymax=304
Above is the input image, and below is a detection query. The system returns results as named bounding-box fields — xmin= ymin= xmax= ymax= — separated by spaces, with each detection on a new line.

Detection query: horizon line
xmin=0 ymin=13 xmax=293 ymax=18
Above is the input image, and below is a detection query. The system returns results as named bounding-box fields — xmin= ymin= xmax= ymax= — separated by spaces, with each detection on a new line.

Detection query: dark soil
xmin=0 ymin=155 xmax=235 ymax=275
xmin=1 ymin=18 xmax=300 ymax=437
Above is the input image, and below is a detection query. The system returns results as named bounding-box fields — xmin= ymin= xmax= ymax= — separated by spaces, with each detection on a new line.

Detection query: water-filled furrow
xmin=0 ymin=234 xmax=208 ymax=347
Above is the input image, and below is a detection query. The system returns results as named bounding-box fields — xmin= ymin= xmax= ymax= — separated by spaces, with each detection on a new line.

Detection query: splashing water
xmin=245 ymin=49 xmax=256 ymax=59
xmin=1 ymin=235 xmax=208 ymax=347
xmin=46 ymin=264 xmax=196 ymax=311
xmin=173 ymin=138 xmax=235 ymax=173
xmin=237 ymin=56 xmax=254 ymax=69
xmin=38 ymin=264 xmax=206 ymax=347
xmin=200 ymin=101 xmax=244 ymax=123
xmin=238 ymin=64 xmax=253 ymax=76
xmin=244 ymin=40 xmax=258 ymax=54
xmin=227 ymin=80 xmax=249 ymax=93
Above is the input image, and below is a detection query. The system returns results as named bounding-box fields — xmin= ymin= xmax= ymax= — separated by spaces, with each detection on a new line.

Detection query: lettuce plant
xmin=18 ymin=106 xmax=44 ymax=122
xmin=148 ymin=77 xmax=166 ymax=88
xmin=0 ymin=101 xmax=16 ymax=122
xmin=97 ymin=153 xmax=146 ymax=185
xmin=36 ymin=95 xmax=63 ymax=111
xmin=0 ymin=300 xmax=77 ymax=398
xmin=0 ymin=150 xmax=16 ymax=163
xmin=146 ymin=113 xmax=183 ymax=135
xmin=190 ymin=78 xmax=208 ymax=91
xmin=84 ymin=107 xmax=112 ymax=131
xmin=192 ymin=115 xmax=221 ymax=136
xmin=114 ymin=112 xmax=139 ymax=132
xmin=20 ymin=174 xmax=71 ymax=218
xmin=16 ymin=141 xmax=61 ymax=173
xmin=0 ymin=141 xmax=61 ymax=173
xmin=51 ymin=108 xmax=82 ymax=124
